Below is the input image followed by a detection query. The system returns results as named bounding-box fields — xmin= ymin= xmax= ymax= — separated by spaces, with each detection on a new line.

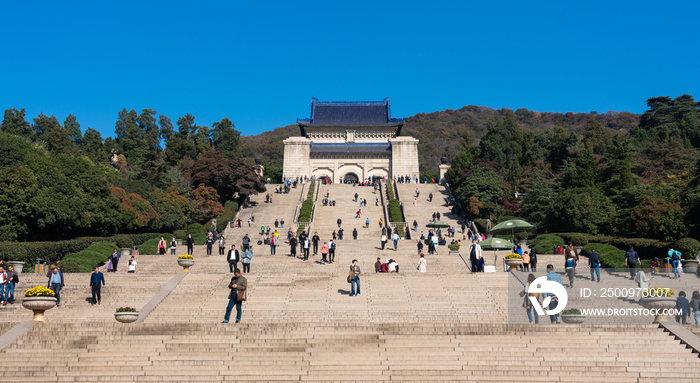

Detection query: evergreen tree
xmin=479 ymin=113 xmax=524 ymax=181
xmin=211 ymin=117 xmax=241 ymax=160
xmin=81 ymin=128 xmax=107 ymax=162
xmin=1 ymin=108 xmax=32 ymax=138
xmin=571 ymin=148 xmax=597 ymax=188
xmin=64 ymin=114 xmax=82 ymax=145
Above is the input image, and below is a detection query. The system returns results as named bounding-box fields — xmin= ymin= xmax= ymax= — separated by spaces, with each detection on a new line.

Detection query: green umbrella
xmin=426 ymin=221 xmax=450 ymax=228
xmin=489 ymin=219 xmax=536 ymax=234
xmin=478 ymin=237 xmax=514 ymax=250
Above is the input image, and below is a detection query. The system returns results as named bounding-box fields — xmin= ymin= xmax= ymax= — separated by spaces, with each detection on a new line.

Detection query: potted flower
xmin=22 ymin=286 xmax=57 ymax=322
xmin=675 ymin=238 xmax=700 ymax=274
xmin=447 ymin=243 xmax=460 ymax=255
xmin=504 ymin=253 xmax=522 ymax=271
xmin=561 ymin=308 xmax=586 ymax=324
xmin=640 ymin=287 xmax=676 ymax=323
xmin=115 ymin=307 xmax=139 ymax=323
xmin=177 ymin=254 xmax=195 ymax=272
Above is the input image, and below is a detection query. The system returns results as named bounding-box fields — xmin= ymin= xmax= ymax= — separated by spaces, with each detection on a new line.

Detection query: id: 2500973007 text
xmin=580 ymin=288 xmax=672 ymax=298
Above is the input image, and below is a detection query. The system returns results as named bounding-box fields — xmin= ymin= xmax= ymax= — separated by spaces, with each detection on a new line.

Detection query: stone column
xmin=389 ymin=137 xmax=419 ymax=178
xmin=439 ymin=164 xmax=450 ymax=182
xmin=282 ymin=137 xmax=312 ymax=180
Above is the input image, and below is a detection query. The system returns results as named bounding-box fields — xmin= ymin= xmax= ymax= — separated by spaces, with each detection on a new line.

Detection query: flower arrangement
xmin=116 ymin=307 xmax=137 ymax=313
xmin=562 ymin=308 xmax=582 ymax=315
xmin=447 ymin=244 xmax=461 ymax=251
xmin=505 ymin=253 xmax=522 ymax=259
xmin=24 ymin=286 xmax=56 ymax=297
xmin=178 ymin=254 xmax=193 ymax=260
xmin=643 ymin=287 xmax=675 ymax=298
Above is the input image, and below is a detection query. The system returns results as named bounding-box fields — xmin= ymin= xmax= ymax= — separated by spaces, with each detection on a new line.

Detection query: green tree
xmin=81 ymin=128 xmax=107 ymax=162
xmin=582 ymin=118 xmax=604 ymax=154
xmin=630 ymin=196 xmax=687 ymax=241
xmin=211 ymin=117 xmax=241 ymax=160
xmin=479 ymin=114 xmax=524 ymax=181
xmin=520 ymin=173 xmax=557 ymax=229
xmin=454 ymin=167 xmax=504 ymax=215
xmin=571 ymin=148 xmax=597 ymax=188
xmin=1 ymin=108 xmax=32 ymax=138
xmin=545 ymin=187 xmax=617 ymax=235
xmin=64 ymin=114 xmax=82 ymax=145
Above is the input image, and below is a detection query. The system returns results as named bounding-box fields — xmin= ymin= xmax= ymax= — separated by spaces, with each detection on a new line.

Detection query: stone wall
xmin=282 ymin=137 xmax=312 ymax=179
xmin=389 ymin=137 xmax=420 ymax=178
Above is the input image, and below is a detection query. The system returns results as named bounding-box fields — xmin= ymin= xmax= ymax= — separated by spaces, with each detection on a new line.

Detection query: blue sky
xmin=1 ymin=1 xmax=698 ymax=138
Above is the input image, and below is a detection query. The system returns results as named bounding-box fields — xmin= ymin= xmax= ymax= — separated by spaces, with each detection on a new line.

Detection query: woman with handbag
xmin=521 ymin=274 xmax=539 ymax=324
xmin=158 ymin=237 xmax=167 ymax=255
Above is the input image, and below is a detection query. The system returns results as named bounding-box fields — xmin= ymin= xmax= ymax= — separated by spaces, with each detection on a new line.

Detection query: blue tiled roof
xmin=298 ymin=98 xmax=405 ymax=127
xmin=309 ymin=143 xmax=391 ymax=154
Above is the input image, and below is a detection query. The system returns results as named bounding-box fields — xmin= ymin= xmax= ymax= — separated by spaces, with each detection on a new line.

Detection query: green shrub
xmin=298 ymin=199 xmax=313 ymax=222
xmin=395 ymin=224 xmax=406 ymax=239
xmin=555 ymin=233 xmax=670 ymax=260
xmin=216 ymin=200 xmax=239 ymax=232
xmin=307 ymin=181 xmax=316 ymax=199
xmin=296 ymin=225 xmax=306 ymax=236
xmin=187 ymin=223 xmax=203 ymax=232
xmin=0 ymin=233 xmax=160 ymax=272
xmin=57 ymin=260 xmax=80 ymax=273
xmin=61 ymin=241 xmax=117 ymax=273
xmin=190 ymin=232 xmax=207 ymax=246
xmin=138 ymin=234 xmax=172 ymax=255
xmin=515 ymin=231 xmax=530 ymax=241
xmin=388 ymin=199 xmax=404 ymax=222
xmin=448 ymin=243 xmax=460 ymax=251
xmin=675 ymin=238 xmax=700 ymax=260
xmin=570 ymin=234 xmax=589 ymax=247
xmin=173 ymin=230 xmax=187 ymax=240
xmin=386 ymin=182 xmax=395 ymax=200
xmin=528 ymin=234 xmax=565 ymax=255
xmin=581 ymin=243 xmax=626 ymax=269
xmin=496 ymin=216 xmax=518 ymax=224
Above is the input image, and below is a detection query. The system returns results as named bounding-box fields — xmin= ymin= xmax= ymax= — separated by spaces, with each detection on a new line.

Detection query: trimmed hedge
xmin=58 ymin=260 xmax=80 ymax=273
xmin=388 ymin=199 xmax=404 ymax=223
xmin=528 ymin=234 xmax=565 ymax=255
xmin=386 ymin=182 xmax=396 ymax=200
xmin=173 ymin=230 xmax=187 ymax=240
xmin=554 ymin=233 xmax=671 ymax=260
xmin=298 ymin=181 xmax=315 ymax=223
xmin=297 ymin=225 xmax=306 ymax=236
xmin=61 ymin=241 xmax=117 ymax=273
xmin=395 ymin=224 xmax=406 ymax=239
xmin=675 ymin=238 xmax=700 ymax=260
xmin=580 ymin=243 xmax=650 ymax=269
xmin=0 ymin=233 xmax=161 ymax=273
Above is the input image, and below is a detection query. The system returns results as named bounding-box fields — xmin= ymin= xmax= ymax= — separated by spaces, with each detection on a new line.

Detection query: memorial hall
xmin=283 ymin=98 xmax=419 ymax=183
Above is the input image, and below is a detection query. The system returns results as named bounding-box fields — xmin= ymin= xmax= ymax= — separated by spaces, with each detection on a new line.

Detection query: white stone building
xmin=283 ymin=98 xmax=419 ymax=183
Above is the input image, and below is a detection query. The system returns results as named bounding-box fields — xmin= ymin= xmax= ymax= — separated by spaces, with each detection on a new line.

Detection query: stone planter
xmin=448 ymin=250 xmax=460 ymax=255
xmin=640 ymin=297 xmax=677 ymax=323
xmin=115 ymin=312 xmax=139 ymax=323
xmin=22 ymin=297 xmax=57 ymax=322
xmin=177 ymin=259 xmax=195 ymax=272
xmin=504 ymin=258 xmax=523 ymax=272
xmin=561 ymin=314 xmax=586 ymax=324
xmin=9 ymin=261 xmax=24 ymax=273
xmin=120 ymin=248 xmax=131 ymax=257
xmin=681 ymin=260 xmax=698 ymax=274
xmin=176 ymin=239 xmax=183 ymax=247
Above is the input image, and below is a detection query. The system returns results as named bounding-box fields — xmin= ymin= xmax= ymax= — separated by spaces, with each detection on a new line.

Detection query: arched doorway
xmin=343 ymin=173 xmax=359 ymax=183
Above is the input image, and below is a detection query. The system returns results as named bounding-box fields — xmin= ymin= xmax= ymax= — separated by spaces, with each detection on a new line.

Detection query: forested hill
xmin=239 ymin=106 xmax=640 ymax=172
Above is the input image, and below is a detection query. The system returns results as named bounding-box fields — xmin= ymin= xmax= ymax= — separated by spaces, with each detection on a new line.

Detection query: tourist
xmin=379 ymin=218 xmax=383 ymax=228
xmin=521 ymin=273 xmax=539 ymax=324
xmin=88 ymin=267 xmax=104 ymax=305
xmin=522 ymin=251 xmax=530 ymax=272
xmin=690 ymin=291 xmax=700 ymax=325
xmin=5 ymin=266 xmax=18 ymax=304
xmin=545 ymin=265 xmax=562 ymax=324
xmin=260 ymin=225 xmax=266 ymax=235
xmin=242 ymin=247 xmax=252 ymax=273
xmin=158 ymin=237 xmax=167 ymax=255
xmin=565 ymin=254 xmax=576 ymax=288
xmin=436 ymin=212 xmax=441 ymax=220
xmin=354 ymin=192 xmax=358 ymax=202
xmin=415 ymin=188 xmax=419 ymax=198
xmin=170 ymin=237 xmax=177 ymax=255
xmin=413 ymin=220 xmax=418 ymax=231
xmin=364 ymin=198 xmax=367 ymax=206
xmin=227 ymin=245 xmax=240 ymax=273
xmin=222 ymin=268 xmax=247 ymax=323
xmin=669 ymin=245 xmax=682 ymax=279
xmin=48 ymin=265 xmax=64 ymax=306
xmin=338 ymin=228 xmax=344 ymax=240
xmin=242 ymin=234 xmax=250 ymax=251
xmin=429 ymin=192 xmax=433 ymax=202
xmin=413 ymin=199 xmax=417 ymax=207
xmin=337 ymin=218 xmax=342 ymax=228
xmin=126 ymin=256 xmax=138 ymax=273
xmin=303 ymin=237 xmax=310 ymax=261
xmin=428 ymin=241 xmax=435 ymax=255
xmin=0 ymin=267 xmax=7 ymax=305
xmin=289 ymin=235 xmax=298 ymax=258
xmin=375 ymin=197 xmax=378 ymax=206
xmin=515 ymin=243 xmax=523 ymax=256
xmin=312 ymin=232 xmax=320 ymax=255
xmin=529 ymin=248 xmax=538 ymax=272
xmin=565 ymin=242 xmax=578 ymax=261
xmin=353 ymin=228 xmax=358 ymax=240
xmin=417 ymin=240 xmax=423 ymax=255
xmin=110 ymin=249 xmax=121 ymax=272
xmin=332 ymin=230 xmax=337 ymax=240
xmin=349 ymin=260 xmax=361 ymax=296
xmin=280 ymin=219 xmax=284 ymax=228
xmin=206 ymin=235 xmax=214 ymax=256
xmin=270 ymin=233 xmax=278 ymax=255
xmin=274 ymin=219 xmax=279 ymax=228
xmin=676 ymin=291 xmax=691 ymax=324
xmin=356 ymin=209 xmax=361 ymax=218
xmin=588 ymin=248 xmax=601 ymax=282
xmin=375 ymin=257 xmax=383 ymax=272
xmin=328 ymin=239 xmax=336 ymax=263
xmin=381 ymin=233 xmax=387 ymax=250
xmin=388 ymin=259 xmax=398 ymax=273
xmin=634 ymin=268 xmax=651 ymax=289
xmin=417 ymin=254 xmax=427 ymax=273
xmin=468 ymin=239 xmax=483 ymax=272
xmin=392 ymin=232 xmax=400 ymax=251
xmin=219 ymin=236 xmax=226 ymax=255
xmin=650 ymin=257 xmax=661 ymax=274
xmin=316 ymin=241 xmax=328 ymax=264
xmin=365 ymin=218 xmax=370 ymax=228
xmin=186 ymin=234 xmax=195 ymax=255
xmin=625 ymin=245 xmax=639 ymax=279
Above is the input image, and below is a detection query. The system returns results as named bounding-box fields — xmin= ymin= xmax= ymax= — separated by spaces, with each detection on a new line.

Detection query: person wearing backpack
xmin=625 ymin=245 xmax=639 ymax=279
xmin=328 ymin=240 xmax=336 ymax=263
xmin=5 ymin=266 xmax=18 ymax=304
xmin=588 ymin=249 xmax=601 ymax=283
xmin=110 ymin=249 xmax=121 ymax=273
xmin=349 ymin=260 xmax=361 ymax=296
xmin=669 ymin=245 xmax=682 ymax=279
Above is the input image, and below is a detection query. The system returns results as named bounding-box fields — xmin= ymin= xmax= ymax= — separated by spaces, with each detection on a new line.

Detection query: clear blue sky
xmin=1 ymin=1 xmax=698 ymax=138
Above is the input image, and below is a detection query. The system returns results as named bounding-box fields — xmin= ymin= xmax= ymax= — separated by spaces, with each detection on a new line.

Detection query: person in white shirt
xmin=388 ymin=259 xmax=398 ymax=273
xmin=417 ymin=254 xmax=427 ymax=272
xmin=635 ymin=269 xmax=651 ymax=289
xmin=126 ymin=257 xmax=138 ymax=273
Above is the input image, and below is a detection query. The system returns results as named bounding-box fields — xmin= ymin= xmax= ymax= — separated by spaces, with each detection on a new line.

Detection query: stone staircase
xmin=2 ymin=182 xmax=700 ymax=381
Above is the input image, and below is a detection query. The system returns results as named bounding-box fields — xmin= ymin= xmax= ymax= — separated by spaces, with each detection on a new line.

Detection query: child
xmin=650 ymin=257 xmax=661 ymax=274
